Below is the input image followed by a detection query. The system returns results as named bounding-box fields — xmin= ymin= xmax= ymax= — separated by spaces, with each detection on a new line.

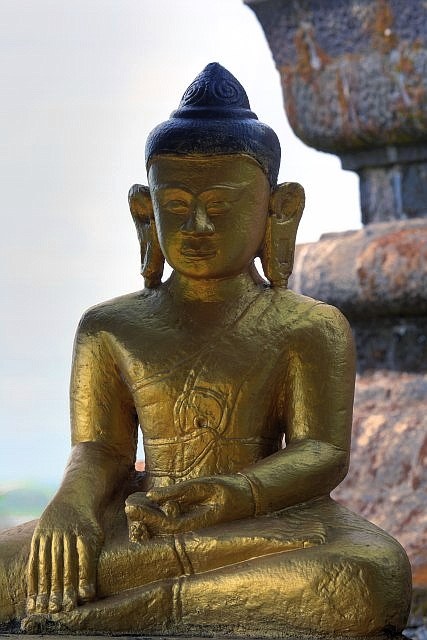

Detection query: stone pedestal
xmin=0 ymin=634 xmax=410 ymax=640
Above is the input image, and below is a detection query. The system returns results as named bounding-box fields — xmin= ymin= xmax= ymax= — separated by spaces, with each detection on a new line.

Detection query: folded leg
xmin=45 ymin=499 xmax=412 ymax=636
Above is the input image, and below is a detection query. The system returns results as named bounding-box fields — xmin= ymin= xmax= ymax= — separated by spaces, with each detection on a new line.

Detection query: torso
xmin=95 ymin=284 xmax=321 ymax=487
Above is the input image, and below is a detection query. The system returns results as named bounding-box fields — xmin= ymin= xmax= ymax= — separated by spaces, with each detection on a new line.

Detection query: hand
xmin=125 ymin=474 xmax=254 ymax=538
xmin=26 ymin=499 xmax=103 ymax=615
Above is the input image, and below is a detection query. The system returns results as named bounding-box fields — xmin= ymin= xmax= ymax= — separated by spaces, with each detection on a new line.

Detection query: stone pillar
xmin=245 ymin=0 xmax=427 ymax=620
xmin=342 ymin=146 xmax=427 ymax=224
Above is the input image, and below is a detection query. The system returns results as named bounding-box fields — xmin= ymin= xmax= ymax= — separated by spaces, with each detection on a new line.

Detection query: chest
xmin=112 ymin=316 xmax=287 ymax=441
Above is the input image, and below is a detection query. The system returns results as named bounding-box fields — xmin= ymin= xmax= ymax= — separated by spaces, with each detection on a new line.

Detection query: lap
xmin=45 ymin=498 xmax=411 ymax=635
xmin=0 ymin=497 xmax=411 ymax=628
xmin=95 ymin=496 xmax=409 ymax=595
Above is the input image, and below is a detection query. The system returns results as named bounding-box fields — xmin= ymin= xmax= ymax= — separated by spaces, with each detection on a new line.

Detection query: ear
xmin=128 ymin=184 xmax=164 ymax=288
xmin=260 ymin=182 xmax=305 ymax=288
xmin=128 ymin=183 xmax=153 ymax=222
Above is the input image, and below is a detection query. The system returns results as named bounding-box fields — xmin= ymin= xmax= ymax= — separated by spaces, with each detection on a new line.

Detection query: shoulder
xmin=305 ymin=297 xmax=352 ymax=338
xmin=268 ymin=288 xmax=349 ymax=326
xmin=76 ymin=288 xmax=157 ymax=335
xmin=268 ymin=288 xmax=354 ymax=351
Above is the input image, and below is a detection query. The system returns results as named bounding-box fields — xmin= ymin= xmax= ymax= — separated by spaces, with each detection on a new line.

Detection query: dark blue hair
xmin=145 ymin=63 xmax=281 ymax=187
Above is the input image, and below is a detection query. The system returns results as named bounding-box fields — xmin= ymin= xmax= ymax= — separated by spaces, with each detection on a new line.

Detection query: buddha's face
xmin=148 ymin=154 xmax=270 ymax=280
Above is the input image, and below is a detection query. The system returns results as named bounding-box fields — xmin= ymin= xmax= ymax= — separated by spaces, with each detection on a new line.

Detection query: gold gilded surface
xmin=0 ymin=153 xmax=411 ymax=637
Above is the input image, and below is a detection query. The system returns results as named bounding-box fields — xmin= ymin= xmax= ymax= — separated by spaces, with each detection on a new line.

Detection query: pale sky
xmin=1 ymin=0 xmax=360 ymax=487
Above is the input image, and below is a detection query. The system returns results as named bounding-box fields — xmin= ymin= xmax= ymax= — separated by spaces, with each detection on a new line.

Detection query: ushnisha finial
xmin=174 ymin=62 xmax=255 ymax=118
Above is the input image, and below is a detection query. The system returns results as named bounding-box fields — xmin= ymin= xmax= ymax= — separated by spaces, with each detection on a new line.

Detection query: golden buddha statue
xmin=0 ymin=63 xmax=411 ymax=637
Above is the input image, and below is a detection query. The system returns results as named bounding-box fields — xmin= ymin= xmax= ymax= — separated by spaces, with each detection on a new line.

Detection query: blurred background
xmin=0 ymin=0 xmax=360 ymax=526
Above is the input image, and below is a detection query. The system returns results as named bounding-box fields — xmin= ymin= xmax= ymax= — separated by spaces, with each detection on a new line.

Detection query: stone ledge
xmin=340 ymin=145 xmax=427 ymax=171
xmin=290 ymin=218 xmax=427 ymax=318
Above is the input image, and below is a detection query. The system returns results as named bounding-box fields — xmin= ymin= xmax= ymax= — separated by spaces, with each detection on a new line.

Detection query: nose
xmin=180 ymin=202 xmax=215 ymax=235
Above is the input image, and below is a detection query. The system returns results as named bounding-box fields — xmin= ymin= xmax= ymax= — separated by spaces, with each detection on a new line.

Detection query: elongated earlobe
xmin=128 ymin=184 xmax=164 ymax=288
xmin=260 ymin=182 xmax=305 ymax=288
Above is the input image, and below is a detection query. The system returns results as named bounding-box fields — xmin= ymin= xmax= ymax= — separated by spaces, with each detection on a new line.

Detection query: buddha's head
xmin=129 ymin=63 xmax=304 ymax=288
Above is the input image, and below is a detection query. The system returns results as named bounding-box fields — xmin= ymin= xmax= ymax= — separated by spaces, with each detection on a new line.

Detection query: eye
xmin=164 ymin=200 xmax=190 ymax=214
xmin=206 ymin=201 xmax=231 ymax=215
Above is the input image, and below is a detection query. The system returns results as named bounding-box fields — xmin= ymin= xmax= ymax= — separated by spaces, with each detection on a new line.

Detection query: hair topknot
xmin=145 ymin=63 xmax=281 ymax=186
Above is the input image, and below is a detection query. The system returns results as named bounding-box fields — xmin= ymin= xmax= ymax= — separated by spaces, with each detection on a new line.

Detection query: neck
xmin=166 ymin=264 xmax=264 ymax=303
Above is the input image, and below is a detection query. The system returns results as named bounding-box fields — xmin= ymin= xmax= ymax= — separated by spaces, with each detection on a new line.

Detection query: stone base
xmin=0 ymin=634 xmax=409 ymax=640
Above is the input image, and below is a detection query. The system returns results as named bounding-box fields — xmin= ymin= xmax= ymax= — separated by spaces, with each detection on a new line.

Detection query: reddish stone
xmin=333 ymin=370 xmax=427 ymax=588
xmin=291 ymin=218 xmax=427 ymax=317
xmin=135 ymin=460 xmax=145 ymax=472
xmin=357 ymin=228 xmax=427 ymax=308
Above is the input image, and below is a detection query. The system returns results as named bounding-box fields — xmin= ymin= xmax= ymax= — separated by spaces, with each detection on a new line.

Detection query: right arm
xmin=27 ymin=309 xmax=138 ymax=615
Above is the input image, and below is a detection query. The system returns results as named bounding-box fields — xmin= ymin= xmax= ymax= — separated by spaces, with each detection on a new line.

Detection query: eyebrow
xmin=153 ymin=182 xmax=250 ymax=191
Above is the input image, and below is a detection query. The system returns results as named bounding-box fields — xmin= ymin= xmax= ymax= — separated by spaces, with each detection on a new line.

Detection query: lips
xmin=180 ymin=239 xmax=217 ymax=259
xmin=181 ymin=249 xmax=217 ymax=258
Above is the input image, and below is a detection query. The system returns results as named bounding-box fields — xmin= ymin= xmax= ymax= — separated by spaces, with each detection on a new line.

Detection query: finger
xmin=62 ymin=533 xmax=78 ymax=612
xmin=129 ymin=520 xmax=149 ymax=543
xmin=77 ymin=535 xmax=97 ymax=603
xmin=128 ymin=502 xmax=170 ymax=534
xmin=48 ymin=531 xmax=63 ymax=613
xmin=26 ymin=535 xmax=40 ymax=613
xmin=172 ymin=504 xmax=214 ymax=532
xmin=35 ymin=534 xmax=50 ymax=613
xmin=125 ymin=493 xmax=161 ymax=520
xmin=125 ymin=491 xmax=151 ymax=507
xmin=148 ymin=481 xmax=208 ymax=506
xmin=146 ymin=485 xmax=180 ymax=503
xmin=161 ymin=500 xmax=181 ymax=518
xmin=125 ymin=499 xmax=163 ymax=521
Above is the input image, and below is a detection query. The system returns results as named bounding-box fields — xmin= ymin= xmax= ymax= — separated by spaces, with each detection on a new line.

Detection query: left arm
xmin=239 ymin=303 xmax=355 ymax=515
